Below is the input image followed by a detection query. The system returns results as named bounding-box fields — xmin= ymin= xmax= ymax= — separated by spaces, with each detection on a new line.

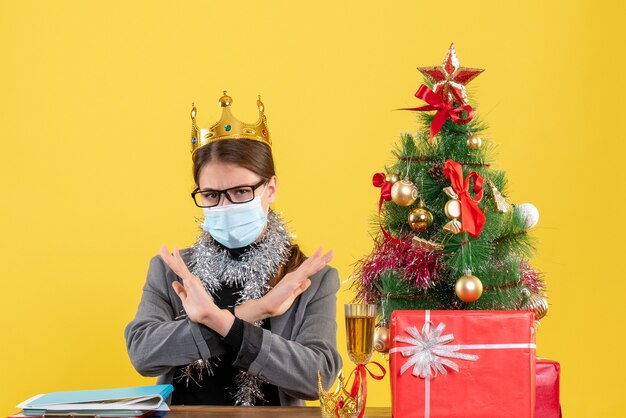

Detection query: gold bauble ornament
xmin=442 ymin=186 xmax=463 ymax=234
xmin=373 ymin=325 xmax=390 ymax=354
xmin=444 ymin=199 xmax=462 ymax=219
xmin=391 ymin=178 xmax=418 ymax=206
xmin=523 ymin=289 xmax=549 ymax=320
xmin=455 ymin=274 xmax=483 ymax=302
xmin=467 ymin=134 xmax=482 ymax=150
xmin=385 ymin=172 xmax=400 ymax=184
xmin=408 ymin=204 xmax=434 ymax=232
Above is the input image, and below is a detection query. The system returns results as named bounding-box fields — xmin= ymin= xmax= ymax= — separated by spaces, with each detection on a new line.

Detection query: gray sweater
xmin=124 ymin=249 xmax=342 ymax=406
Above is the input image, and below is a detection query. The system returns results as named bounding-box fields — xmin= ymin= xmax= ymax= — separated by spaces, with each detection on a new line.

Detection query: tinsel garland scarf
xmin=181 ymin=209 xmax=293 ymax=405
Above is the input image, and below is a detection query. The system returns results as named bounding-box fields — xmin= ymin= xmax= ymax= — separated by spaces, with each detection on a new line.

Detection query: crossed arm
xmin=158 ymin=245 xmax=333 ymax=336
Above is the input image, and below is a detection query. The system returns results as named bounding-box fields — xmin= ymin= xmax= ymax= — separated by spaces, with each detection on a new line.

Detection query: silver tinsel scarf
xmin=181 ymin=210 xmax=292 ymax=405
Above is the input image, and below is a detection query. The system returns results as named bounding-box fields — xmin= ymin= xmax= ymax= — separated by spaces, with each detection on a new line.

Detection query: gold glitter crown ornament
xmin=190 ymin=91 xmax=271 ymax=155
xmin=318 ymin=371 xmax=359 ymax=418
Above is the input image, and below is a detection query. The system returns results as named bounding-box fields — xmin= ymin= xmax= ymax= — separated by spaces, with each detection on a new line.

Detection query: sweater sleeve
xmin=231 ymin=266 xmax=343 ymax=400
xmin=124 ymin=255 xmax=230 ymax=377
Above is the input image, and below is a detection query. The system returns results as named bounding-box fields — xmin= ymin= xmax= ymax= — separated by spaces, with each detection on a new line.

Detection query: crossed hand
xmin=159 ymin=245 xmax=333 ymax=334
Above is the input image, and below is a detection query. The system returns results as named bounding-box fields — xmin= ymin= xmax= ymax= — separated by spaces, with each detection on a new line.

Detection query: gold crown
xmin=318 ymin=371 xmax=359 ymax=418
xmin=190 ymin=91 xmax=271 ymax=155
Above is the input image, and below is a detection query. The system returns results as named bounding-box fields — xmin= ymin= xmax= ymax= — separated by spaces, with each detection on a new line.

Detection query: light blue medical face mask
xmin=201 ymin=192 xmax=268 ymax=249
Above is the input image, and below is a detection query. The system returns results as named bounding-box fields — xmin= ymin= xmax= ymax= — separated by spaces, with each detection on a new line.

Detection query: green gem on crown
xmin=225 ymin=124 xmax=232 ymax=132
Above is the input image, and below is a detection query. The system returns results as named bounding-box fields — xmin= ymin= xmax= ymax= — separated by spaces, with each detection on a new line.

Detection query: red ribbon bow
xmin=401 ymin=84 xmax=474 ymax=141
xmin=346 ymin=361 xmax=387 ymax=418
xmin=372 ymin=173 xmax=392 ymax=208
xmin=444 ymin=160 xmax=486 ymax=238
xmin=372 ymin=173 xmax=400 ymax=243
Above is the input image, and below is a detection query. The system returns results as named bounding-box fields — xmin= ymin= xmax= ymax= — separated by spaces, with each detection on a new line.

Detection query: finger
xmin=288 ymin=253 xmax=325 ymax=282
xmin=311 ymin=246 xmax=323 ymax=260
xmin=300 ymin=278 xmax=312 ymax=292
xmin=173 ymin=247 xmax=193 ymax=278
xmin=172 ymin=281 xmax=184 ymax=294
xmin=172 ymin=281 xmax=187 ymax=301
xmin=305 ymin=247 xmax=330 ymax=271
xmin=183 ymin=275 xmax=205 ymax=293
xmin=296 ymin=246 xmax=323 ymax=273
xmin=160 ymin=245 xmax=190 ymax=280
xmin=173 ymin=246 xmax=184 ymax=263
xmin=159 ymin=245 xmax=174 ymax=270
xmin=171 ymin=246 xmax=185 ymax=272
xmin=304 ymin=256 xmax=328 ymax=276
xmin=292 ymin=278 xmax=312 ymax=298
xmin=159 ymin=245 xmax=173 ymax=264
xmin=302 ymin=252 xmax=331 ymax=276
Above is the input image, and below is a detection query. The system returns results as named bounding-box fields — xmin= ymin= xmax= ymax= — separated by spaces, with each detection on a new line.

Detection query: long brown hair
xmin=193 ymin=139 xmax=306 ymax=286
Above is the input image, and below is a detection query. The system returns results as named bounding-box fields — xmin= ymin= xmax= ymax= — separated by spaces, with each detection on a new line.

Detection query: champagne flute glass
xmin=344 ymin=303 xmax=376 ymax=417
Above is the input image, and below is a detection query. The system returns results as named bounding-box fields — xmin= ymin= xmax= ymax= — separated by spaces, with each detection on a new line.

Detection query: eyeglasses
xmin=191 ymin=179 xmax=267 ymax=208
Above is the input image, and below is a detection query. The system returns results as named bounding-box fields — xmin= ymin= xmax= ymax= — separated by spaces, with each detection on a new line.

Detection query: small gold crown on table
xmin=190 ymin=91 xmax=271 ymax=156
xmin=318 ymin=371 xmax=359 ymax=418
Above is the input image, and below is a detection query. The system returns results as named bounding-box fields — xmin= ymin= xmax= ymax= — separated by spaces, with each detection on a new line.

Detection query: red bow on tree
xmin=372 ymin=173 xmax=400 ymax=243
xmin=444 ymin=160 xmax=486 ymax=238
xmin=401 ymin=84 xmax=474 ymax=142
xmin=372 ymin=173 xmax=392 ymax=209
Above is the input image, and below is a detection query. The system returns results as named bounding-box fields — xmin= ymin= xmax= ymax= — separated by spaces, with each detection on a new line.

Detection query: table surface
xmin=167 ymin=406 xmax=391 ymax=417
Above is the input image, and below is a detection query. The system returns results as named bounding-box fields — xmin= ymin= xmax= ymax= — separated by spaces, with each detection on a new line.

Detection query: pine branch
xmin=395 ymin=155 xmax=492 ymax=167
xmin=493 ymin=230 xmax=528 ymax=245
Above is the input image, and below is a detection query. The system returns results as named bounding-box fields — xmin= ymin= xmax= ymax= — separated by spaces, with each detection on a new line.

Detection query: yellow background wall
xmin=1 ymin=1 xmax=624 ymax=416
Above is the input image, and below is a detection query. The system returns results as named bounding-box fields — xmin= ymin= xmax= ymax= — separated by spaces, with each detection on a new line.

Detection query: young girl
xmin=124 ymin=92 xmax=341 ymax=406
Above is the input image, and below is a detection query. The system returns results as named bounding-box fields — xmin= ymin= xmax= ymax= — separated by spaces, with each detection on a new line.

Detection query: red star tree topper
xmin=418 ymin=43 xmax=484 ymax=105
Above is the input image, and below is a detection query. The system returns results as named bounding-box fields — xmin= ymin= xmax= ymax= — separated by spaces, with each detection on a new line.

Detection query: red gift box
xmin=535 ymin=358 xmax=561 ymax=418
xmin=390 ymin=310 xmax=536 ymax=418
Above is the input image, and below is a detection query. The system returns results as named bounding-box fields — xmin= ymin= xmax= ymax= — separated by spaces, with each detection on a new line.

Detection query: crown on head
xmin=190 ymin=91 xmax=271 ymax=155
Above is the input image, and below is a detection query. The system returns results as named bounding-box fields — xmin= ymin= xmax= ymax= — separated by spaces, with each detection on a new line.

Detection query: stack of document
xmin=14 ymin=385 xmax=173 ymax=417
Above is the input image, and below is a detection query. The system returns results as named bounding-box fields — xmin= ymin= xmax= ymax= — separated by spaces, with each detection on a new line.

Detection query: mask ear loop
xmin=258 ymin=180 xmax=272 ymax=216
xmin=253 ymin=184 xmax=270 ymax=212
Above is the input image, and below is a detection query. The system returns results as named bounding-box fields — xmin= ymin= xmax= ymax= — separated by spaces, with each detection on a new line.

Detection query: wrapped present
xmin=389 ymin=310 xmax=536 ymax=418
xmin=535 ymin=358 xmax=562 ymax=418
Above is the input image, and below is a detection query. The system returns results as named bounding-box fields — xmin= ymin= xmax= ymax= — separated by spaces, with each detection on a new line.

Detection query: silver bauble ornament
xmin=516 ymin=203 xmax=539 ymax=228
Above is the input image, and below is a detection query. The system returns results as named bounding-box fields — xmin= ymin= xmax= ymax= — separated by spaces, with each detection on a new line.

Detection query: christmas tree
xmin=353 ymin=44 xmax=548 ymax=336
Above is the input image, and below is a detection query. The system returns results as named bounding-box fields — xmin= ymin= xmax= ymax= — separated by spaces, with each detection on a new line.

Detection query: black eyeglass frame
xmin=191 ymin=179 xmax=268 ymax=208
